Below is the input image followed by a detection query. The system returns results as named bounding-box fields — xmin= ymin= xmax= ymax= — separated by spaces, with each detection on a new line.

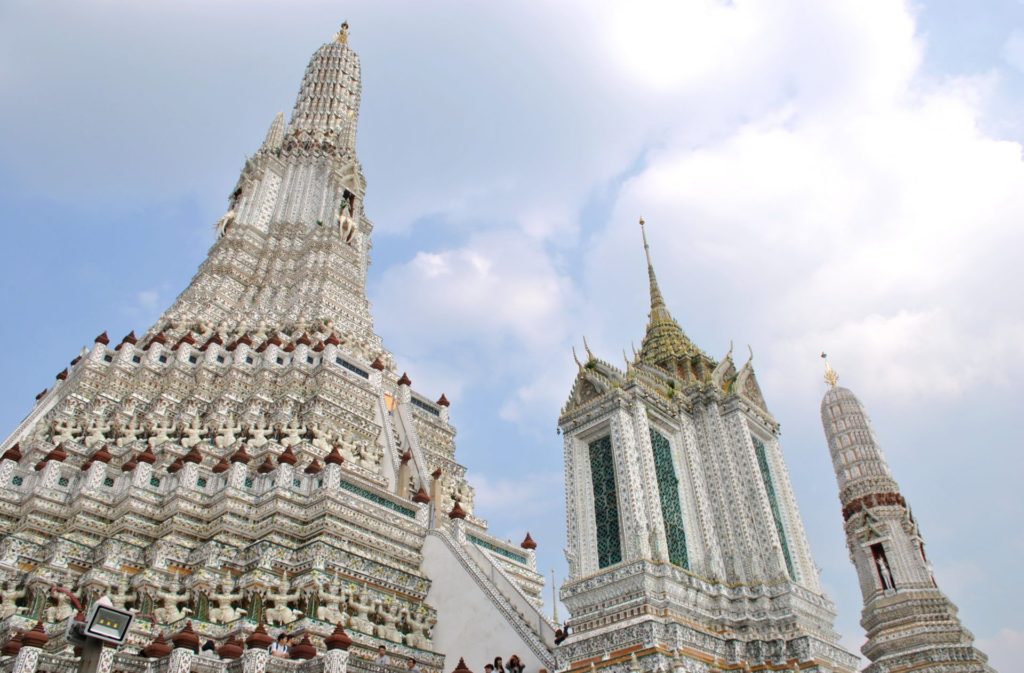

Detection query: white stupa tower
xmin=0 ymin=24 xmax=556 ymax=673
xmin=819 ymin=359 xmax=995 ymax=673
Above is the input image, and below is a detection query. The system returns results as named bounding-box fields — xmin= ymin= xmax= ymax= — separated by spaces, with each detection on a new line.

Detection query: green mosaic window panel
xmin=244 ymin=477 xmax=254 ymax=488
xmin=103 ymin=477 xmax=114 ymax=487
xmin=588 ymin=435 xmax=622 ymax=568
xmin=649 ymin=428 xmax=688 ymax=568
xmin=12 ymin=476 xmax=23 ymax=486
xmin=339 ymin=479 xmax=415 ymax=517
xmin=150 ymin=477 xmax=161 ymax=487
xmin=197 ymin=477 xmax=207 ymax=488
xmin=411 ymin=397 xmax=441 ymax=416
xmin=753 ymin=437 xmax=796 ymax=580
xmin=468 ymin=534 xmax=528 ymax=564
xmin=336 ymin=357 xmax=370 ymax=379
xmin=58 ymin=477 xmax=69 ymax=487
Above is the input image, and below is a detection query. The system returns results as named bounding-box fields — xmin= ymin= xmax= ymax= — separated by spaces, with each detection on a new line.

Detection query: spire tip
xmin=821 ymin=351 xmax=839 ymax=387
xmin=335 ymin=21 xmax=350 ymax=44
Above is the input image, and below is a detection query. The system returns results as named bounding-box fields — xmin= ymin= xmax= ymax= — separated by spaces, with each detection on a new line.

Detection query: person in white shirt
xmin=375 ymin=645 xmax=390 ymax=666
xmin=269 ymin=633 xmax=289 ymax=658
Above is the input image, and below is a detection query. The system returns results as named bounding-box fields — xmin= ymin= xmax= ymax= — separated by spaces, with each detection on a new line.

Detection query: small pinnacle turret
xmin=262 ymin=112 xmax=285 ymax=151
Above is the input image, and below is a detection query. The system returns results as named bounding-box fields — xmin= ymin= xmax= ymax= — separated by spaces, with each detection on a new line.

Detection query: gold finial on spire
xmin=639 ymin=216 xmax=653 ymax=268
xmin=335 ymin=21 xmax=350 ymax=45
xmin=821 ymin=352 xmax=839 ymax=387
xmin=639 ymin=216 xmax=668 ymax=317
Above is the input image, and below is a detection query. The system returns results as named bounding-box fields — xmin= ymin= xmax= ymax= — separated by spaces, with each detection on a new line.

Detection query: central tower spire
xmin=640 ymin=217 xmax=670 ymax=323
xmin=636 ymin=218 xmax=696 ymax=371
xmin=155 ymin=25 xmax=384 ymax=360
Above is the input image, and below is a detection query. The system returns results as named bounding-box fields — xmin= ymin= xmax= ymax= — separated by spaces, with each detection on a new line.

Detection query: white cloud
xmin=136 ymin=290 xmax=160 ymax=311
xmin=584 ymin=2 xmax=1024 ymax=410
xmin=977 ymin=627 xmax=1024 ymax=673
xmin=375 ymin=231 xmax=575 ymax=359
xmin=467 ymin=470 xmax=564 ymax=523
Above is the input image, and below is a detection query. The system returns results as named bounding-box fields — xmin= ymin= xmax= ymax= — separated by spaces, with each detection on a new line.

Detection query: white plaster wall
xmin=421 ymin=535 xmax=549 ymax=673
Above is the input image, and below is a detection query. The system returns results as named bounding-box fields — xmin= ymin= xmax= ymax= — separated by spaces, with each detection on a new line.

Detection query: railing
xmin=429 ymin=529 xmax=555 ymax=669
xmin=461 ymin=536 xmax=556 ymax=645
xmin=112 ymin=652 xmax=152 ymax=673
xmin=34 ymin=653 xmax=80 ymax=673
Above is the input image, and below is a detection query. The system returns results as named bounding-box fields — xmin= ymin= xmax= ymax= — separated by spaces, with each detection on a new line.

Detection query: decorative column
xmin=241 ymin=646 xmax=269 ymax=673
xmin=323 ymin=623 xmax=352 ymax=673
xmin=397 ymin=450 xmax=411 ymax=498
xmin=448 ymin=500 xmax=467 ymax=543
xmin=396 ymin=373 xmax=412 ymax=404
xmin=430 ymin=468 xmax=443 ymax=524
xmin=12 ymin=622 xmax=47 ymax=673
xmin=242 ymin=624 xmax=273 ymax=673
xmin=168 ymin=622 xmax=199 ymax=673
xmin=1 ymin=443 xmax=23 ymax=485
xmin=323 ymin=456 xmax=343 ymax=489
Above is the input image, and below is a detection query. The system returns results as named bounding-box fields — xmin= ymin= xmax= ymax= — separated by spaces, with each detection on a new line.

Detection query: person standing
xmin=375 ymin=645 xmax=391 ymax=666
xmin=507 ymin=655 xmax=524 ymax=673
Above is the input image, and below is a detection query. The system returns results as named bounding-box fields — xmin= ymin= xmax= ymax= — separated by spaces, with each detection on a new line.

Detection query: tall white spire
xmin=821 ymin=382 xmax=994 ymax=673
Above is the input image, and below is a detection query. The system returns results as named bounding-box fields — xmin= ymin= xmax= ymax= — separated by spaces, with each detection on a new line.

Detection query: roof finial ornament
xmin=572 ymin=346 xmax=583 ymax=372
xmin=640 ymin=216 xmax=653 ymax=268
xmin=582 ymin=335 xmax=594 ymax=361
xmin=821 ymin=351 xmax=839 ymax=387
xmin=638 ymin=216 xmax=669 ymax=321
xmin=336 ymin=21 xmax=350 ymax=45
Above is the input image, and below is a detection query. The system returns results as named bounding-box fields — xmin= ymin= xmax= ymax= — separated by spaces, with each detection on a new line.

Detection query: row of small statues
xmin=0 ymin=579 xmax=435 ymax=649
xmin=35 ymin=417 xmax=383 ymax=471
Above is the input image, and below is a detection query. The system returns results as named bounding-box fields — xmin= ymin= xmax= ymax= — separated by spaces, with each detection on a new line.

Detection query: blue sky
xmin=2 ymin=1 xmax=1023 ymax=668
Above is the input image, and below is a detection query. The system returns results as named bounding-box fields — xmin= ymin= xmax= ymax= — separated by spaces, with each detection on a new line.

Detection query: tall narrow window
xmin=650 ymin=428 xmax=689 ymax=568
xmin=588 ymin=436 xmax=622 ymax=568
xmin=753 ymin=437 xmax=796 ymax=580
